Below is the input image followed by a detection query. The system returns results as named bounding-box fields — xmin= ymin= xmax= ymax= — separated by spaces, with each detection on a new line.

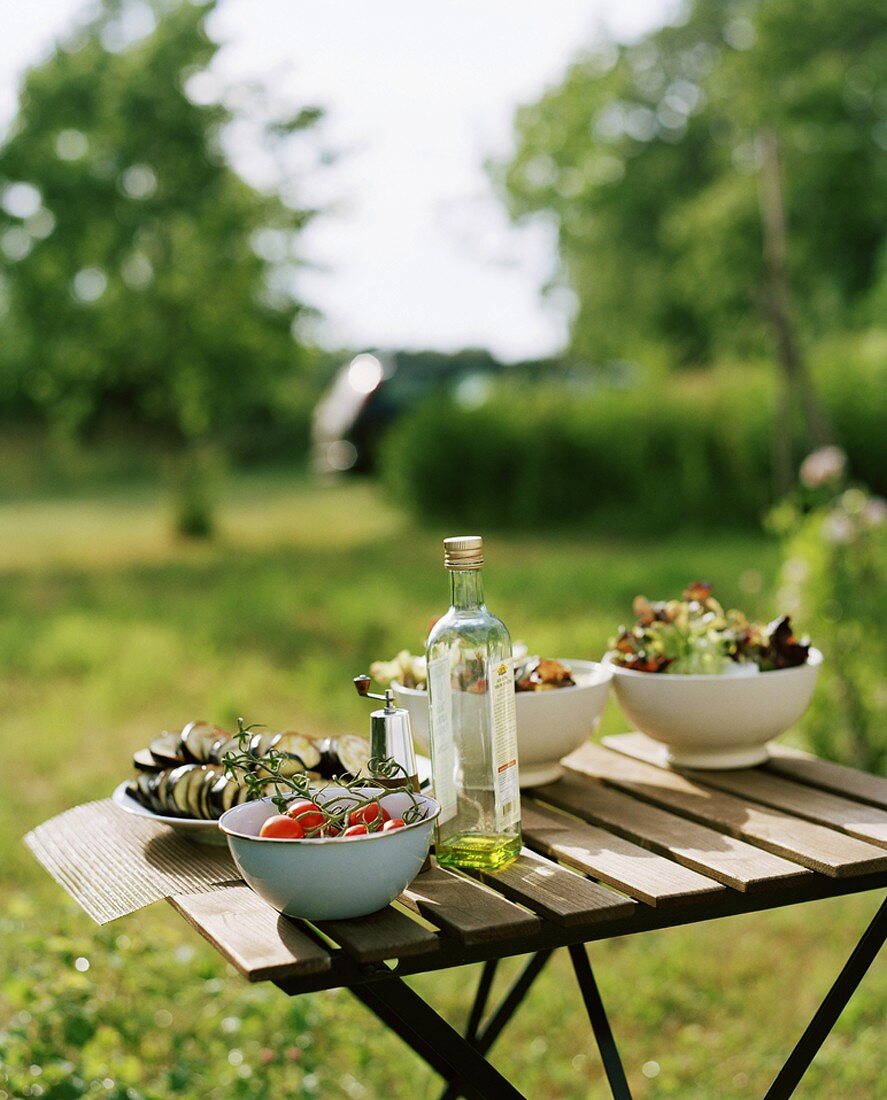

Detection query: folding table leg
xmin=352 ymin=975 xmax=526 ymax=1100
xmin=439 ymin=950 xmax=553 ymax=1100
xmin=569 ymin=944 xmax=632 ymax=1100
xmin=466 ymin=958 xmax=499 ymax=1043
xmin=764 ymin=895 xmax=887 ymax=1100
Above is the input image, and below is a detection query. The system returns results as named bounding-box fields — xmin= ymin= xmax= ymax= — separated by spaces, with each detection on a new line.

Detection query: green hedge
xmin=380 ymin=354 xmax=886 ymax=530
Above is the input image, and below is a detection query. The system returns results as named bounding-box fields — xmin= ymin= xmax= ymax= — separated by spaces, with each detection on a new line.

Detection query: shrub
xmin=380 ymin=350 xmax=885 ymax=532
xmin=381 ymin=375 xmax=775 ymax=529
xmin=771 ymin=465 xmax=887 ymax=773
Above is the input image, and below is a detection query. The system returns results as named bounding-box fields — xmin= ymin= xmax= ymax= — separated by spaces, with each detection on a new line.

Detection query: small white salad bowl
xmin=393 ymin=659 xmax=613 ymax=787
xmin=607 ymin=648 xmax=823 ymax=769
xmin=219 ymin=786 xmax=439 ymax=920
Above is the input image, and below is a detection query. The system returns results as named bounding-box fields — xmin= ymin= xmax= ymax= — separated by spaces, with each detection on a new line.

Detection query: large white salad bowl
xmin=607 ymin=648 xmax=823 ymax=769
xmin=392 ymin=659 xmax=613 ymax=787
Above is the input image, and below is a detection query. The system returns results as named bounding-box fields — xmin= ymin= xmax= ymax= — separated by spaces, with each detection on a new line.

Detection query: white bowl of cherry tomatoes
xmin=219 ymin=785 xmax=440 ymax=920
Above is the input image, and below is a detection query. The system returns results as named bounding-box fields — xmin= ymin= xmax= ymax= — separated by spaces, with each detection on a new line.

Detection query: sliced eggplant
xmin=154 ymin=769 xmax=171 ymax=814
xmin=248 ymin=731 xmax=277 ymax=759
xmin=180 ymin=721 xmax=228 ymax=764
xmin=150 ymin=733 xmax=184 ymax=768
xmin=198 ymin=765 xmax=225 ymax=819
xmin=164 ymin=764 xmax=196 ymax=816
xmin=133 ymin=748 xmax=163 ymax=773
xmin=211 ymin=774 xmax=240 ymax=817
xmin=318 ymin=734 xmax=371 ymax=779
xmin=270 ymin=731 xmax=322 ymax=772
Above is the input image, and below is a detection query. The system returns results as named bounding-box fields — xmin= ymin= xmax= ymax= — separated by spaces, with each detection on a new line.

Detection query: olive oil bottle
xmin=426 ymin=536 xmax=521 ymax=871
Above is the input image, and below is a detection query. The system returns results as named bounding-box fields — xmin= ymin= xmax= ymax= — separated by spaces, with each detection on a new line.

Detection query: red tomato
xmin=342 ymin=823 xmax=368 ymax=837
xmin=382 ymin=818 xmax=405 ymax=832
xmin=348 ymin=801 xmax=390 ymax=829
xmin=318 ymin=824 xmax=341 ymax=837
xmin=259 ymin=814 xmax=305 ymax=839
xmin=286 ymin=799 xmax=325 ymax=832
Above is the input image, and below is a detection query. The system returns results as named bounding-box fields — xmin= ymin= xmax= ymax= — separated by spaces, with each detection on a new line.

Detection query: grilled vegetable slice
xmin=181 ymin=721 xmax=228 ymax=764
xmin=133 ymin=748 xmax=163 ymax=773
xmin=271 ymin=731 xmax=322 ymax=771
xmin=211 ymin=774 xmax=240 ymax=816
xmin=150 ymin=733 xmax=183 ymax=768
xmin=154 ymin=769 xmax=171 ymax=814
xmin=318 ymin=735 xmax=371 ymax=779
xmin=336 ymin=735 xmax=371 ymax=777
xmin=164 ymin=764 xmax=195 ymax=816
xmin=248 ymin=731 xmax=277 ymax=759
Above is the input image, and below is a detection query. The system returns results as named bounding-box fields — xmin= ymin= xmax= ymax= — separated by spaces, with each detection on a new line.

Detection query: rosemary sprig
xmin=221 ymin=717 xmax=426 ymax=833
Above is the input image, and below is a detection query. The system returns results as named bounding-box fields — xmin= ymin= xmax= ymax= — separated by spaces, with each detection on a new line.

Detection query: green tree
xmin=500 ymin=0 xmax=887 ymax=370
xmin=0 ymin=0 xmax=323 ymax=534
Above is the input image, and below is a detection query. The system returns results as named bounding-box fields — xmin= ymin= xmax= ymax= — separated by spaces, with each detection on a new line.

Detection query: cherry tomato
xmin=286 ymin=799 xmax=325 ymax=832
xmin=318 ymin=824 xmax=341 ymax=837
xmin=382 ymin=818 xmax=405 ymax=832
xmin=348 ymin=801 xmax=390 ymax=829
xmin=259 ymin=814 xmax=305 ymax=839
xmin=342 ymin=823 xmax=368 ymax=837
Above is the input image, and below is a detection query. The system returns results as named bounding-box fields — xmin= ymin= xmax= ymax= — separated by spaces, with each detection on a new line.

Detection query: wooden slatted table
xmin=168 ymin=735 xmax=887 ymax=1100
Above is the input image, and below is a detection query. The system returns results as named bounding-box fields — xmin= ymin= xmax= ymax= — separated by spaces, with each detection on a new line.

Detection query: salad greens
xmin=608 ymin=581 xmax=811 ymax=675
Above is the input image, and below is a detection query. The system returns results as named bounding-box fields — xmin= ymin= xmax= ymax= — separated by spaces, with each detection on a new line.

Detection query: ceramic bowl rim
xmin=219 ymin=791 xmax=441 ymax=844
xmin=605 ymin=646 xmax=822 ymax=683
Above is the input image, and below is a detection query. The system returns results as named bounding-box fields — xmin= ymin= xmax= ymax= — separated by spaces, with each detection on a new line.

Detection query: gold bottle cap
xmin=444 ymin=535 xmax=484 ymax=570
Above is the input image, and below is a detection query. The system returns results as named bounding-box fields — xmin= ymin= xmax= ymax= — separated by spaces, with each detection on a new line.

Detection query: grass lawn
xmin=0 ymin=474 xmax=883 ymax=1099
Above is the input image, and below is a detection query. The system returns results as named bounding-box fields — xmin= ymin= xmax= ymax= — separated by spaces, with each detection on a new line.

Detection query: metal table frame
xmin=340 ymin=896 xmax=885 ymax=1100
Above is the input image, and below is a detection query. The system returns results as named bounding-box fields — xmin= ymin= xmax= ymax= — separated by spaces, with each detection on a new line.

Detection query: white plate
xmin=112 ymin=755 xmax=433 ymax=847
xmin=112 ymin=782 xmax=227 ymax=846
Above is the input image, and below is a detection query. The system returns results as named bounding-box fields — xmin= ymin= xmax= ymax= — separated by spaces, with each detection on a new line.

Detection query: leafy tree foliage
xmin=0 ymin=0 xmax=322 ymax=451
xmin=500 ymin=0 xmax=887 ymax=366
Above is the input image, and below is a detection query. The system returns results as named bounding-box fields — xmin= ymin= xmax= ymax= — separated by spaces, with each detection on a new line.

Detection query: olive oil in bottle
xmin=426 ymin=536 xmax=521 ymax=871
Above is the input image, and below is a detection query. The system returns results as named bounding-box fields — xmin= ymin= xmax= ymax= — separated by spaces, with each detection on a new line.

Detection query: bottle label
xmin=489 ymin=657 xmax=520 ymax=832
xmin=427 ymin=655 xmax=457 ymax=824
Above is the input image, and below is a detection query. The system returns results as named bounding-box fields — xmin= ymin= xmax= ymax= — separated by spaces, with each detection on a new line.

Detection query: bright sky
xmin=1 ymin=0 xmax=672 ymax=360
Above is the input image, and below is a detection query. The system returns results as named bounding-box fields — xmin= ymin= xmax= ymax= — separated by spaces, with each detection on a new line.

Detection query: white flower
xmin=861 ymin=497 xmax=887 ymax=528
xmin=799 ymin=446 xmax=847 ymax=489
xmin=823 ymin=512 xmax=856 ymax=545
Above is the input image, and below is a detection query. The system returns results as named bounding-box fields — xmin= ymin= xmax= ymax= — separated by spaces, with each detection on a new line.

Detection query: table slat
xmin=535 ymin=774 xmax=811 ymax=892
xmin=399 ymin=864 xmax=540 ymax=944
xmin=465 ymin=847 xmax=636 ymax=926
xmin=766 ymin=744 xmax=887 ymax=810
xmin=684 ymin=768 xmax=887 ymax=849
xmin=606 ymin=734 xmax=887 ymax=846
xmin=573 ymin=741 xmax=887 ymax=878
xmin=169 ymin=885 xmax=331 ymax=982
xmin=521 ymin=801 xmax=724 ymax=907
xmin=314 ymin=906 xmax=440 ymax=964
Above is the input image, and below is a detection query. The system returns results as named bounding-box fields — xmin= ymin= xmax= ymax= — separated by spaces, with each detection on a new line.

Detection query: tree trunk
xmin=757 ymin=127 xmax=832 ymax=497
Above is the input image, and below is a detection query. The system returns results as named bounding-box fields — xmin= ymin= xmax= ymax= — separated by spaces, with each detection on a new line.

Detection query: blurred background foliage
xmin=500 ymin=0 xmax=887 ymax=366
xmin=1 ymin=1 xmax=886 ymax=1095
